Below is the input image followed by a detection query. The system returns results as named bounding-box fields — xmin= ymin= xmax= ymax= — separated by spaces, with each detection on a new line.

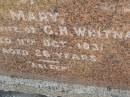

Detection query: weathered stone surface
xmin=0 ymin=0 xmax=130 ymax=90
xmin=0 ymin=90 xmax=47 ymax=97
xmin=0 ymin=75 xmax=129 ymax=97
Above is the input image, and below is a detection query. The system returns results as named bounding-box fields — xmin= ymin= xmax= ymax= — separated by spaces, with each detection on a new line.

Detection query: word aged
xmin=0 ymin=48 xmax=29 ymax=56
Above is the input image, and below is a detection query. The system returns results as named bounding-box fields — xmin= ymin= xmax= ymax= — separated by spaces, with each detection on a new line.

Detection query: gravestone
xmin=0 ymin=0 xmax=130 ymax=93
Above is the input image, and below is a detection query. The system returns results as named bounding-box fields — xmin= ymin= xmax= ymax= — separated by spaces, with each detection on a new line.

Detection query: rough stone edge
xmin=0 ymin=75 xmax=129 ymax=97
